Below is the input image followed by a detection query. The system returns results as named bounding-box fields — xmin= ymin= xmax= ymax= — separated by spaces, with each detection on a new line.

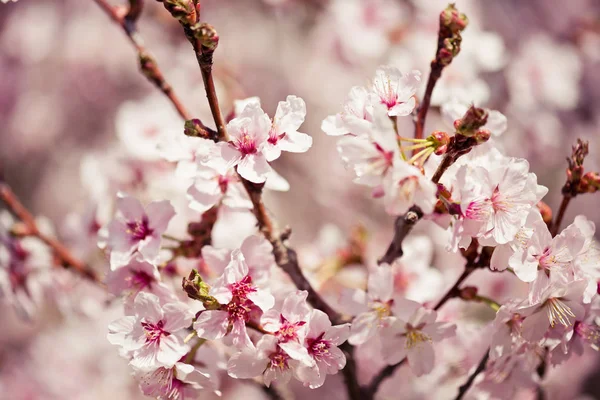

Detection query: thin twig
xmin=0 ymin=182 xmax=101 ymax=283
xmin=550 ymin=196 xmax=570 ymax=236
xmin=91 ymin=0 xmax=216 ymax=135
xmin=378 ymin=206 xmax=423 ymax=265
xmin=454 ymin=350 xmax=489 ymax=400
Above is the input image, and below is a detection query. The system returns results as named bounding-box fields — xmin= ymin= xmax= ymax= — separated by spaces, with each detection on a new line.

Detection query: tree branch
xmin=0 ymin=182 xmax=101 ymax=284
xmin=378 ymin=206 xmax=423 ymax=265
xmin=454 ymin=350 xmax=489 ymax=400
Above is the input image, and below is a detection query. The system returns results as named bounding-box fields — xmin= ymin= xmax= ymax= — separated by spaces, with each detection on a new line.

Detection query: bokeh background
xmin=1 ymin=0 xmax=600 ymax=399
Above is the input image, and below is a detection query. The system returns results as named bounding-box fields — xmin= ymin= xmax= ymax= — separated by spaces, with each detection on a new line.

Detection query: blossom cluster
xmin=1 ymin=1 xmax=600 ymax=400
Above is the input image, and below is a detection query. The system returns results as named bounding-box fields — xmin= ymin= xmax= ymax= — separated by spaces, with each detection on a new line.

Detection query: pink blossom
xmin=336 ymin=105 xmax=398 ymax=187
xmin=261 ymin=290 xmax=314 ymax=367
xmin=193 ymin=249 xmax=274 ymax=349
xmin=370 ymin=66 xmax=420 ymax=116
xmin=382 ymin=161 xmax=438 ymax=215
xmin=518 ymin=279 xmax=587 ymax=343
xmin=296 ymin=309 xmax=350 ymax=389
xmin=105 ymin=194 xmax=175 ymax=269
xmin=108 ymin=292 xmax=193 ymax=371
xmin=227 ymin=334 xmax=299 ymax=387
xmin=458 ymin=157 xmax=547 ymax=245
xmin=263 ymin=95 xmax=312 ymax=161
xmin=344 ymin=264 xmax=396 ymax=345
xmin=380 ymin=298 xmax=455 ymax=376
xmin=105 ymin=258 xmax=175 ymax=312
xmin=322 ymin=86 xmax=374 ymax=137
xmin=138 ymin=362 xmax=220 ymax=399
xmin=217 ymin=103 xmax=272 ymax=183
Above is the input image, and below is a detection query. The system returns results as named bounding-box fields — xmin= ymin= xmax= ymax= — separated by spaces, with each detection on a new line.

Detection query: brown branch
xmin=91 ymin=0 xmax=216 ymax=139
xmin=550 ymin=196 xmax=570 ymax=237
xmin=454 ymin=350 xmax=489 ymax=400
xmin=378 ymin=206 xmax=423 ymax=265
xmin=0 ymin=182 xmax=101 ymax=283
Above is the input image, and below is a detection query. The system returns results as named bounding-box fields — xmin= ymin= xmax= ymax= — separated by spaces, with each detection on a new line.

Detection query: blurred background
xmin=1 ymin=0 xmax=600 ymax=399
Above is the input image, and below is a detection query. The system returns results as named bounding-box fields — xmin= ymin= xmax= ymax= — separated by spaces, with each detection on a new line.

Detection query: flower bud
xmin=474 ymin=129 xmax=491 ymax=144
xmin=459 ymin=286 xmax=478 ymax=301
xmin=161 ymin=0 xmax=196 ymax=25
xmin=536 ymin=201 xmax=553 ymax=224
xmin=182 ymin=269 xmax=220 ymax=309
xmin=429 ymin=131 xmax=450 ymax=155
xmin=455 ymin=105 xmax=488 ymax=137
xmin=193 ymin=23 xmax=219 ymax=51
xmin=581 ymin=171 xmax=600 ymax=193
xmin=440 ymin=4 xmax=469 ymax=35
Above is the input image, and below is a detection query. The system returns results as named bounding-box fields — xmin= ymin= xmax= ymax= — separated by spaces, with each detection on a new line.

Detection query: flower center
xmin=236 ymin=131 xmax=257 ymax=155
xmin=404 ymin=327 xmax=431 ymax=349
xmin=126 ymin=217 xmax=153 ymax=241
xmin=269 ymin=348 xmax=290 ymax=371
xmin=464 ymin=198 xmax=492 ymax=221
xmin=129 ymin=269 xmax=155 ymax=290
xmin=141 ymin=319 xmax=169 ymax=344
xmin=307 ymin=333 xmax=330 ymax=360
xmin=276 ymin=315 xmax=306 ymax=342
xmin=575 ymin=321 xmax=600 ymax=350
xmin=491 ymin=187 xmax=510 ymax=213
xmin=545 ymin=298 xmax=576 ymax=328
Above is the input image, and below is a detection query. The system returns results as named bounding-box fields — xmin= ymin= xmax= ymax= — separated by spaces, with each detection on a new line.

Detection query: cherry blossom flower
xmin=201 ymin=234 xmax=275 ymax=285
xmin=193 ymin=249 xmax=274 ymax=349
xmin=371 ymin=66 xmax=421 ymax=116
xmin=228 ymin=334 xmax=300 ymax=387
xmin=380 ymin=298 xmax=455 ymax=376
xmin=261 ymin=290 xmax=315 ymax=367
xmin=296 ymin=309 xmax=350 ymax=388
xmin=511 ymin=218 xmax=585 ymax=283
xmin=383 ymin=161 xmax=438 ymax=215
xmin=550 ymin=302 xmax=600 ymax=365
xmin=518 ymin=278 xmax=587 ymax=343
xmin=457 ymin=157 xmax=547 ymax=246
xmin=138 ymin=362 xmax=220 ymax=399
xmin=441 ymin=98 xmax=508 ymax=137
xmin=336 ymin=105 xmax=398 ymax=187
xmin=262 ymin=95 xmax=313 ymax=161
xmin=108 ymin=292 xmax=193 ymax=371
xmin=104 ymin=194 xmax=175 ymax=269
xmin=105 ymin=258 xmax=175 ymax=312
xmin=321 ymin=86 xmax=374 ymax=137
xmin=343 ymin=264 xmax=396 ymax=345
xmin=157 ymin=135 xmax=213 ymax=180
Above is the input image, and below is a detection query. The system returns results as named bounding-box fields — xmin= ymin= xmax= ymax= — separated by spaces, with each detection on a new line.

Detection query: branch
xmin=454 ymin=350 xmax=489 ymax=400
xmin=91 ymin=0 xmax=215 ymax=139
xmin=378 ymin=206 xmax=422 ymax=265
xmin=0 ymin=182 xmax=101 ymax=284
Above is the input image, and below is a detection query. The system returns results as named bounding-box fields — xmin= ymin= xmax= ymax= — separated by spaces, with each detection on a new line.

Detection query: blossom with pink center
xmin=458 ymin=157 xmax=547 ymax=245
xmin=105 ymin=258 xmax=175 ymax=312
xmin=550 ymin=302 xmax=600 ymax=365
xmin=193 ymin=249 xmax=274 ymax=349
xmin=380 ymin=298 xmax=455 ymax=376
xmin=489 ymin=300 xmax=526 ymax=361
xmin=383 ymin=160 xmax=438 ymax=215
xmin=517 ymin=278 xmax=586 ymax=343
xmin=201 ymin=234 xmax=275 ymax=285
xmin=138 ymin=362 xmax=220 ymax=399
xmin=227 ymin=334 xmax=300 ymax=387
xmin=321 ymin=86 xmax=374 ymax=137
xmin=217 ymin=102 xmax=272 ymax=183
xmin=370 ymin=66 xmax=420 ymax=116
xmin=108 ymin=292 xmax=193 ymax=371
xmin=262 ymin=95 xmax=313 ymax=161
xmin=342 ymin=264 xmax=396 ymax=345
xmin=261 ymin=290 xmax=315 ymax=366
xmin=336 ymin=105 xmax=398 ymax=187
xmin=296 ymin=309 xmax=350 ymax=389
xmin=441 ymin=98 xmax=508 ymax=137
xmin=105 ymin=194 xmax=175 ymax=269
xmin=511 ymin=218 xmax=585 ymax=283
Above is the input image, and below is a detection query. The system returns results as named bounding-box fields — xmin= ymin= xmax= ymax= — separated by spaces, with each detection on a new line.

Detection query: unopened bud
xmin=455 ymin=105 xmax=488 ymax=137
xmin=440 ymin=4 xmax=469 ymax=35
xmin=581 ymin=171 xmax=600 ymax=193
xmin=536 ymin=201 xmax=553 ymax=224
xmin=459 ymin=286 xmax=478 ymax=301
xmin=193 ymin=23 xmax=219 ymax=51
xmin=474 ymin=129 xmax=491 ymax=144
xmin=429 ymin=131 xmax=450 ymax=155
xmin=184 ymin=119 xmax=208 ymax=138
xmin=182 ymin=269 xmax=220 ymax=309
xmin=161 ymin=0 xmax=196 ymax=25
